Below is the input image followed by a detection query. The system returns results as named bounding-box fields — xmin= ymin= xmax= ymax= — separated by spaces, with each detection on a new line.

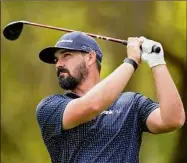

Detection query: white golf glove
xmin=140 ymin=37 xmax=166 ymax=68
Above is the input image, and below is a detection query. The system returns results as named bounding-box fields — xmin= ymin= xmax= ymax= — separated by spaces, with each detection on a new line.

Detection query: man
xmin=36 ymin=31 xmax=185 ymax=163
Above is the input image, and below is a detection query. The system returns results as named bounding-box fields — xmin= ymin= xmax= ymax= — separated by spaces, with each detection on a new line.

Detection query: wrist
xmin=123 ymin=58 xmax=138 ymax=71
xmin=151 ymin=63 xmax=167 ymax=69
xmin=148 ymin=58 xmax=166 ymax=68
xmin=127 ymin=56 xmax=140 ymax=65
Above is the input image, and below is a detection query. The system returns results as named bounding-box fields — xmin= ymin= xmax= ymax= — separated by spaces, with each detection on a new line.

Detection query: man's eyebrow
xmin=55 ymin=50 xmax=72 ymax=57
xmin=59 ymin=50 xmax=74 ymax=54
xmin=59 ymin=50 xmax=67 ymax=54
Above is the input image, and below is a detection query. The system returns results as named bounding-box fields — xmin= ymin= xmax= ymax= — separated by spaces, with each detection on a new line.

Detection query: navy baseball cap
xmin=39 ymin=31 xmax=103 ymax=64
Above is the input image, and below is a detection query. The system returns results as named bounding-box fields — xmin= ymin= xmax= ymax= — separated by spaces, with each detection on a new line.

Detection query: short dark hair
xmin=79 ymin=51 xmax=101 ymax=73
xmin=96 ymin=59 xmax=101 ymax=73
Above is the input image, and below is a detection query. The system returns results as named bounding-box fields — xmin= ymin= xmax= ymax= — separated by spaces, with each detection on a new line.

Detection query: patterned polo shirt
xmin=36 ymin=92 xmax=159 ymax=163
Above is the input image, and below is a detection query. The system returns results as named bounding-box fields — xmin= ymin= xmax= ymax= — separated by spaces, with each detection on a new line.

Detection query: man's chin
xmin=60 ymin=85 xmax=77 ymax=91
xmin=59 ymin=80 xmax=77 ymax=90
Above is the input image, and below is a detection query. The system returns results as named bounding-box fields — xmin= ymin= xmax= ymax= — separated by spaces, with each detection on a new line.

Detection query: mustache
xmin=57 ymin=67 xmax=70 ymax=77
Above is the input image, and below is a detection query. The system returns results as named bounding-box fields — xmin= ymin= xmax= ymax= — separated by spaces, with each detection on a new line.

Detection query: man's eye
xmin=54 ymin=58 xmax=58 ymax=63
xmin=64 ymin=53 xmax=70 ymax=58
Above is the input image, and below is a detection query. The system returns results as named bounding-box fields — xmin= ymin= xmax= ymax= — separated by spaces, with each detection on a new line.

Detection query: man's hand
xmin=140 ymin=37 xmax=166 ymax=68
xmin=127 ymin=37 xmax=144 ymax=65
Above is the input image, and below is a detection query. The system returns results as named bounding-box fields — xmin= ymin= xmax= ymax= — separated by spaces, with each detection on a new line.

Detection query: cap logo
xmin=55 ymin=40 xmax=73 ymax=46
xmin=60 ymin=40 xmax=73 ymax=43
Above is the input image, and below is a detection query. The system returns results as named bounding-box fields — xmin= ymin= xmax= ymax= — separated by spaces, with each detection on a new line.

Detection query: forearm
xmin=83 ymin=62 xmax=135 ymax=112
xmin=152 ymin=65 xmax=185 ymax=126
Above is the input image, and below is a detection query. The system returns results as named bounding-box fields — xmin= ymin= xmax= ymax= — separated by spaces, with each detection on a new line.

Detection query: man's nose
xmin=55 ymin=59 xmax=65 ymax=68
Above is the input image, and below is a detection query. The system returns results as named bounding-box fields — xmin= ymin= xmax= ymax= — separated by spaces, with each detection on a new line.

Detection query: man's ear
xmin=86 ymin=51 xmax=97 ymax=66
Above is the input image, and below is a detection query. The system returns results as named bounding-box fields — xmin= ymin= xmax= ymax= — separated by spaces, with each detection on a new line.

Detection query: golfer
xmin=36 ymin=31 xmax=185 ymax=163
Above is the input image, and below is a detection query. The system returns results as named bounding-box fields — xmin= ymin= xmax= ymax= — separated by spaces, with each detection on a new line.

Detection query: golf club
xmin=3 ymin=20 xmax=161 ymax=53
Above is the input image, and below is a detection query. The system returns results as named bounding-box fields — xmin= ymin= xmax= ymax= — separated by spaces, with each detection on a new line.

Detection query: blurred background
xmin=1 ymin=1 xmax=186 ymax=163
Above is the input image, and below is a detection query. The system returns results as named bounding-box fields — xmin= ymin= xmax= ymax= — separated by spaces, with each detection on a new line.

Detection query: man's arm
xmin=63 ymin=62 xmax=135 ymax=129
xmin=146 ymin=65 xmax=185 ymax=134
xmin=63 ymin=38 xmax=142 ymax=130
xmin=140 ymin=37 xmax=185 ymax=133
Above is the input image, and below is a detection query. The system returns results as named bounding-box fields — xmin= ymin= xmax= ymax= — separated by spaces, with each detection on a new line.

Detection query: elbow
xmin=91 ymin=103 xmax=103 ymax=113
xmin=80 ymin=96 xmax=103 ymax=114
xmin=88 ymin=98 xmax=106 ymax=113
xmin=170 ymin=118 xmax=185 ymax=130
xmin=177 ymin=111 xmax=186 ymax=128
xmin=177 ymin=105 xmax=186 ymax=128
xmin=169 ymin=106 xmax=186 ymax=130
xmin=90 ymin=101 xmax=107 ymax=114
xmin=173 ymin=117 xmax=185 ymax=129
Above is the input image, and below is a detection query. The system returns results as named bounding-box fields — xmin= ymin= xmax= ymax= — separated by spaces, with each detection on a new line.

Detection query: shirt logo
xmin=101 ymin=110 xmax=114 ymax=115
xmin=101 ymin=109 xmax=122 ymax=115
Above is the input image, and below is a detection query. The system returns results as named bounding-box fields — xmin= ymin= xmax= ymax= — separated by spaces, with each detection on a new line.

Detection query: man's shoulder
xmin=36 ymin=94 xmax=71 ymax=124
xmin=113 ymin=91 xmax=143 ymax=107
xmin=36 ymin=94 xmax=69 ymax=113
xmin=38 ymin=94 xmax=66 ymax=105
xmin=120 ymin=91 xmax=141 ymax=99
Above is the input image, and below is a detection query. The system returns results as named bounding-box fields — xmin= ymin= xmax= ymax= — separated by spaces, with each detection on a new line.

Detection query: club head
xmin=3 ymin=21 xmax=25 ymax=41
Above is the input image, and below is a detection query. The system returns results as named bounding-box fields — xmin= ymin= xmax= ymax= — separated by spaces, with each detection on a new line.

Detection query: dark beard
xmin=58 ymin=75 xmax=79 ymax=90
xmin=57 ymin=60 xmax=88 ymax=90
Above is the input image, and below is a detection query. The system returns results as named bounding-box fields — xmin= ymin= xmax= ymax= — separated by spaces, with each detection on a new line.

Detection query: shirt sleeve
xmin=36 ymin=95 xmax=72 ymax=140
xmin=135 ymin=93 xmax=159 ymax=132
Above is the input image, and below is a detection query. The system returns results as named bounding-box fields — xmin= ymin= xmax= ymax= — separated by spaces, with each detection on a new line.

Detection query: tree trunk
xmin=172 ymin=66 xmax=187 ymax=163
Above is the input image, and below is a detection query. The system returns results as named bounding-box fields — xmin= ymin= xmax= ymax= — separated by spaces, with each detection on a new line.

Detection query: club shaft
xmin=24 ymin=21 xmax=127 ymax=45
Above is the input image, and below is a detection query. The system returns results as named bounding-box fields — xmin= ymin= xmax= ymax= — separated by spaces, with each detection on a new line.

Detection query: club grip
xmin=122 ymin=40 xmax=161 ymax=53
xmin=152 ymin=45 xmax=161 ymax=53
xmin=140 ymin=45 xmax=161 ymax=53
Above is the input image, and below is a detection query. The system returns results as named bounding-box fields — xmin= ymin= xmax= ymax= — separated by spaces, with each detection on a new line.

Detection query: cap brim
xmin=39 ymin=46 xmax=89 ymax=64
xmin=39 ymin=47 xmax=62 ymax=64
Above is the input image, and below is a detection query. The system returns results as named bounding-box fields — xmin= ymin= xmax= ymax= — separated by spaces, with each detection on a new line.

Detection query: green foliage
xmin=1 ymin=1 xmax=186 ymax=163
